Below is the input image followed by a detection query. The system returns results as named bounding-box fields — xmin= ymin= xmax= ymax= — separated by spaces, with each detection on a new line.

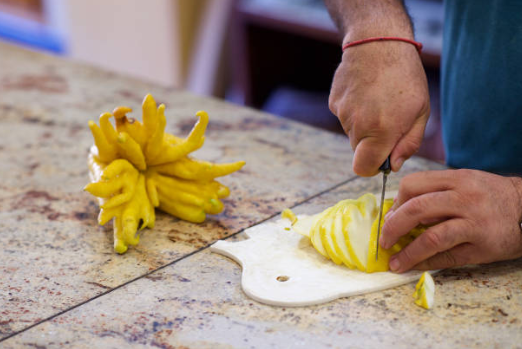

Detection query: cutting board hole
xmin=276 ymin=275 xmax=290 ymax=282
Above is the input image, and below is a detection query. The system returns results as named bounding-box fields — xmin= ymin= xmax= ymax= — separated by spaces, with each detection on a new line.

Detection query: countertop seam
xmin=0 ymin=174 xmax=360 ymax=343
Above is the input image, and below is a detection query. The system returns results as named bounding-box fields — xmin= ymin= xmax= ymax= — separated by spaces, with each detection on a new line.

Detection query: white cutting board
xmin=211 ymin=217 xmax=428 ymax=307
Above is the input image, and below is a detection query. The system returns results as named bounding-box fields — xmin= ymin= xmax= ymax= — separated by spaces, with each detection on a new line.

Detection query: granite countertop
xmin=0 ymin=41 xmax=520 ymax=348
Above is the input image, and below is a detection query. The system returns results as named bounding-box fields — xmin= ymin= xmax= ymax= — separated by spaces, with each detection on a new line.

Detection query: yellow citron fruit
xmin=287 ymin=193 xmax=425 ymax=273
xmin=85 ymin=94 xmax=245 ymax=254
xmin=413 ymin=271 xmax=435 ymax=309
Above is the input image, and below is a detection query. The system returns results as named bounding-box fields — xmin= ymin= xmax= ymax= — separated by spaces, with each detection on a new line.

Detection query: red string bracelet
xmin=342 ymin=37 xmax=423 ymax=54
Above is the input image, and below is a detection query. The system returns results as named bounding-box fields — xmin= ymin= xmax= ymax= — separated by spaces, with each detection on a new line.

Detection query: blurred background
xmin=0 ymin=0 xmax=444 ymax=162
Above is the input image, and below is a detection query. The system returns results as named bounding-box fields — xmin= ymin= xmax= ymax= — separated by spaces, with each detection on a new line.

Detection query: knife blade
xmin=375 ymin=156 xmax=391 ymax=260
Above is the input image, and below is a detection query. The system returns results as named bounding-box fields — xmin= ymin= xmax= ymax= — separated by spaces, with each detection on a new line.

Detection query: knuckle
xmin=398 ymin=178 xmax=411 ymax=199
xmin=402 ymin=197 xmax=425 ymax=217
xmin=399 ymin=247 xmax=415 ymax=265
xmin=400 ymin=137 xmax=422 ymax=156
xmin=328 ymin=95 xmax=338 ymax=115
xmin=441 ymin=251 xmax=459 ymax=267
xmin=422 ymin=231 xmax=442 ymax=251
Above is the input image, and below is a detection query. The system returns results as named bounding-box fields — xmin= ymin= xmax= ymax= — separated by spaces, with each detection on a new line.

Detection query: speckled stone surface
xmin=0 ymin=41 xmax=354 ymax=339
xmin=3 ymin=176 xmax=521 ymax=348
xmin=1 ymin=41 xmax=519 ymax=348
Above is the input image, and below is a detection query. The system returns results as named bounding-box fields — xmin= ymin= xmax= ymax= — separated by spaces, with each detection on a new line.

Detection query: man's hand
xmin=329 ymin=42 xmax=430 ymax=176
xmin=380 ymin=170 xmax=522 ymax=272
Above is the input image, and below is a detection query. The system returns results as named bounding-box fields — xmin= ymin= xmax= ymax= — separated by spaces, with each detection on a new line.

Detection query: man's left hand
xmin=380 ymin=169 xmax=522 ymax=272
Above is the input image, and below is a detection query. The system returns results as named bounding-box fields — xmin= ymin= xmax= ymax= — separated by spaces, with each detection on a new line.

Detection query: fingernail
xmin=384 ymin=209 xmax=394 ymax=220
xmin=379 ymin=236 xmax=388 ymax=249
xmin=394 ymin=157 xmax=405 ymax=170
xmin=389 ymin=258 xmax=400 ymax=272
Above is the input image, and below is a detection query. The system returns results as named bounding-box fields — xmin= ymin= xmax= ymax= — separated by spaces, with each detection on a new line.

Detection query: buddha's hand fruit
xmin=284 ymin=193 xmax=424 ymax=273
xmin=85 ymin=94 xmax=245 ymax=254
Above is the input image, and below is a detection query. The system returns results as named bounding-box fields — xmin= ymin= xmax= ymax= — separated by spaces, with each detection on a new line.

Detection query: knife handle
xmin=379 ymin=156 xmax=391 ymax=175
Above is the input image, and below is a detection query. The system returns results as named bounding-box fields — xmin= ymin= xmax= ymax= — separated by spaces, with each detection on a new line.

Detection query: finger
xmin=352 ymin=136 xmax=394 ymax=177
xmin=388 ymin=219 xmax=470 ymax=273
xmin=395 ymin=170 xmax=458 ymax=208
xmin=390 ymin=116 xmax=427 ymax=172
xmin=381 ymin=191 xmax=461 ymax=249
xmin=412 ymin=243 xmax=474 ymax=270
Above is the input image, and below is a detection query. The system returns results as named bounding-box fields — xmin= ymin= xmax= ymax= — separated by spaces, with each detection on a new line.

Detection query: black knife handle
xmin=379 ymin=156 xmax=391 ymax=175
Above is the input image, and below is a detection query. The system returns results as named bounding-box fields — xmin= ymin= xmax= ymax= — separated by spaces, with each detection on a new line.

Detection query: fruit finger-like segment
xmin=152 ymin=173 xmax=204 ymax=197
xmin=142 ymin=94 xmax=158 ymax=137
xmin=113 ymin=106 xmax=147 ymax=148
xmin=147 ymin=137 xmax=204 ymax=166
xmin=142 ymin=201 xmax=155 ymax=229
xmin=187 ymin=110 xmax=209 ymax=144
xmin=99 ymin=112 xmax=118 ymax=144
xmin=98 ymin=205 xmax=122 ymax=226
xmin=84 ymin=176 xmax=125 ymax=198
xmin=146 ymin=177 xmax=159 ymax=207
xmin=152 ymin=158 xmax=245 ymax=180
xmin=113 ymin=215 xmax=128 ymax=254
xmin=88 ymin=121 xmax=118 ymax=162
xmin=204 ymin=198 xmax=224 ymax=215
xmin=215 ymin=183 xmax=230 ymax=199
xmin=101 ymin=159 xmax=136 ymax=180
xmin=116 ymin=132 xmax=147 ymax=171
xmin=134 ymin=174 xmax=155 ymax=229
xmin=121 ymin=199 xmax=140 ymax=247
xmin=113 ymin=106 xmax=133 ymax=132
xmin=101 ymin=171 xmax=139 ymax=209
xmin=145 ymin=104 xmax=166 ymax=162
xmin=147 ymin=111 xmax=208 ymax=166
xmin=157 ymin=186 xmax=205 ymax=208
xmin=159 ymin=198 xmax=206 ymax=223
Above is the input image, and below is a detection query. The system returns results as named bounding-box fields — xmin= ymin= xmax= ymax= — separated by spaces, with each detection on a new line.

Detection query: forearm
xmin=510 ymin=176 xmax=522 ymax=228
xmin=324 ymin=0 xmax=414 ymax=43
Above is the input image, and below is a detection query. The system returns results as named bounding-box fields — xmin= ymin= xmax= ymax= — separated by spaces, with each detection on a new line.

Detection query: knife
xmin=375 ymin=156 xmax=391 ymax=260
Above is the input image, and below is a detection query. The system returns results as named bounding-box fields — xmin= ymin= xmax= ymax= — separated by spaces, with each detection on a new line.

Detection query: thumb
xmin=353 ymin=136 xmax=394 ymax=177
xmin=390 ymin=117 xmax=427 ymax=172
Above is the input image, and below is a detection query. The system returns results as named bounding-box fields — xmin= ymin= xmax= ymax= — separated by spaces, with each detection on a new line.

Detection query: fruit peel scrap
xmin=85 ymin=94 xmax=245 ymax=254
xmin=413 ymin=271 xmax=435 ymax=309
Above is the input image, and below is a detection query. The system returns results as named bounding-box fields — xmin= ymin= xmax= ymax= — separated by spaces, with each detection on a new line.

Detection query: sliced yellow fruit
xmin=292 ymin=214 xmax=317 ymax=238
xmin=331 ymin=211 xmax=355 ymax=269
xmin=366 ymin=198 xmax=396 ymax=273
xmin=319 ymin=212 xmax=343 ymax=265
xmin=344 ymin=194 xmax=377 ymax=272
xmin=288 ymin=193 xmax=426 ymax=273
xmin=413 ymin=272 xmax=435 ymax=309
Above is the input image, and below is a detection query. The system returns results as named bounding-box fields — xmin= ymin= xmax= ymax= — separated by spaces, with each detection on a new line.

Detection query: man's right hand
xmin=329 ymin=39 xmax=430 ymax=177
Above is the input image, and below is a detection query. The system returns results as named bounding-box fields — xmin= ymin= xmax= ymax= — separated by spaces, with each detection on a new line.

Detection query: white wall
xmin=47 ymin=0 xmax=181 ymax=87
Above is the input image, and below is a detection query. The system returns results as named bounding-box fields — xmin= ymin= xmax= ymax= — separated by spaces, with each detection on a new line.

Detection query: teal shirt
xmin=442 ymin=0 xmax=522 ymax=174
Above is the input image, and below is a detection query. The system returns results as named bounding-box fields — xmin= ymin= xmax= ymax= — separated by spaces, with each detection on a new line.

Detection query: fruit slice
xmin=281 ymin=208 xmax=298 ymax=224
xmin=331 ymin=210 xmax=355 ymax=269
xmin=292 ymin=214 xmax=317 ymax=237
xmin=366 ymin=198 xmax=396 ymax=273
xmin=309 ymin=212 xmax=330 ymax=258
xmin=344 ymin=194 xmax=377 ymax=272
xmin=413 ymin=272 xmax=435 ymax=309
xmin=319 ymin=212 xmax=343 ymax=265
